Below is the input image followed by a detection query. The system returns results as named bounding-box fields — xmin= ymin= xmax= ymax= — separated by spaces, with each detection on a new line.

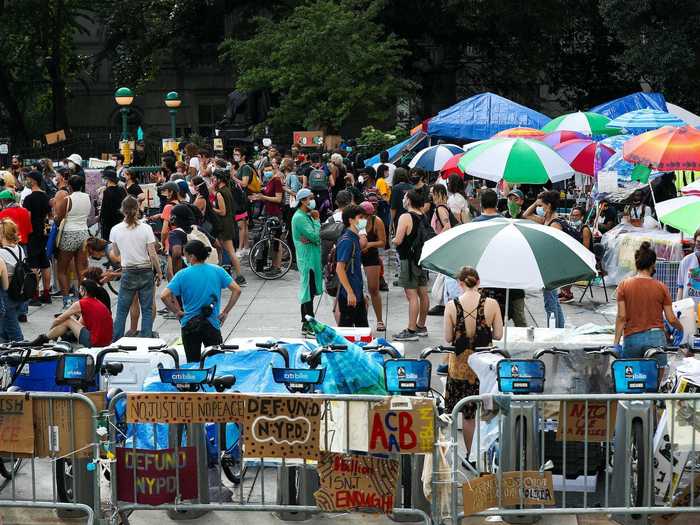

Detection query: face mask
xmin=507 ymin=201 xmax=521 ymax=217
xmin=263 ymin=171 xmax=273 ymax=183
xmin=694 ymin=245 xmax=700 ymax=256
xmin=569 ymin=220 xmax=582 ymax=229
xmin=356 ymin=218 xmax=367 ymax=231
xmin=308 ymin=199 xmax=316 ymax=210
xmin=233 ymin=155 xmax=241 ymax=162
xmin=535 ymin=206 xmax=545 ymax=217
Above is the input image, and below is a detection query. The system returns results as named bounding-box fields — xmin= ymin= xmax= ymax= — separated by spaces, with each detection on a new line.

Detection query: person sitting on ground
xmin=83 ymin=266 xmax=112 ymax=310
xmin=30 ymin=279 xmax=113 ymax=348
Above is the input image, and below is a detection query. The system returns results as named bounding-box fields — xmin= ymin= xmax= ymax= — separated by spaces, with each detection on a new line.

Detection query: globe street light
xmin=165 ymin=91 xmax=181 ymax=138
xmin=114 ymin=87 xmax=134 ymax=141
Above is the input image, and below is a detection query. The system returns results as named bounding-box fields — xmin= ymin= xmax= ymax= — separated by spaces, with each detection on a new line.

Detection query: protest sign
xmin=368 ymin=397 xmax=435 ymax=454
xmin=126 ymin=392 xmax=246 ymax=424
xmin=314 ymin=452 xmax=399 ymax=514
xmin=556 ymin=400 xmax=617 ymax=442
xmin=244 ymin=396 xmax=321 ymax=459
xmin=0 ymin=394 xmax=33 ymax=454
xmin=116 ymin=447 xmax=197 ymax=505
xmin=463 ymin=471 xmax=555 ymax=515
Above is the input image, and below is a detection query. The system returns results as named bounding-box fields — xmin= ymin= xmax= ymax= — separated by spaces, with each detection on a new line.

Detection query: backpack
xmin=436 ymin=204 xmax=460 ymax=228
xmin=308 ymin=168 xmax=329 ymax=192
xmin=245 ymin=165 xmax=262 ymax=194
xmin=407 ymin=213 xmax=436 ymax=265
xmin=324 ymin=236 xmax=356 ymax=298
xmin=320 ymin=216 xmax=345 ymax=267
xmin=183 ymin=226 xmax=219 ymax=265
xmin=4 ymin=247 xmax=37 ymax=301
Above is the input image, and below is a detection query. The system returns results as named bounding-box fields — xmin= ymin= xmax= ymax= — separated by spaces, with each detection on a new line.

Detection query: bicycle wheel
xmin=630 ymin=419 xmax=646 ymax=517
xmin=514 ymin=417 xmax=526 ymax=472
xmin=248 ymin=238 xmax=292 ymax=280
xmin=55 ymin=458 xmax=74 ymax=502
xmin=0 ymin=456 xmax=22 ymax=480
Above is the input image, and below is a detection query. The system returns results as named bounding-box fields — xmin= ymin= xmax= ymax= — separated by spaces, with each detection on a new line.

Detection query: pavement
xmin=0 ymin=254 xmax=644 ymax=525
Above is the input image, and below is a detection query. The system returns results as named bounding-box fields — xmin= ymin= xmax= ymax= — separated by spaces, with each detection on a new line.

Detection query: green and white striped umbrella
xmin=419 ymin=218 xmax=597 ymax=289
xmin=541 ymin=111 xmax=620 ymax=137
xmin=458 ymin=138 xmax=574 ymax=184
xmin=655 ymin=196 xmax=700 ymax=236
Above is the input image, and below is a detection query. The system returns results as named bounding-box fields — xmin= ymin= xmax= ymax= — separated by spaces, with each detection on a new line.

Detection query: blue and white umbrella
xmin=607 ymin=109 xmax=686 ymax=134
xmin=408 ymin=144 xmax=463 ymax=171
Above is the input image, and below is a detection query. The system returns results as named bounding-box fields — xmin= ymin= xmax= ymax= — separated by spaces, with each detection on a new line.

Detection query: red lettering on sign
xmin=369 ymin=412 xmax=388 ymax=450
xmin=398 ymin=412 xmax=416 ymax=449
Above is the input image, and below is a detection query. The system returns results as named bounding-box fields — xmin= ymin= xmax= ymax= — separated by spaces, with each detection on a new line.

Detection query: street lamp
xmin=114 ymin=87 xmax=134 ymax=141
xmin=165 ymin=91 xmax=181 ymax=138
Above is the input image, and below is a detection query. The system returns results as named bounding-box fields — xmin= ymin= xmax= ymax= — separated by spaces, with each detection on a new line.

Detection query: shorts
xmin=78 ymin=327 xmax=92 ymax=347
xmin=59 ymin=229 xmax=89 ymax=252
xmin=27 ymin=235 xmax=50 ymax=269
xmin=235 ymin=212 xmax=248 ymax=221
xmin=338 ymin=293 xmax=369 ymax=328
xmin=397 ymin=258 xmax=428 ymax=289
xmin=361 ymin=249 xmax=380 ymax=267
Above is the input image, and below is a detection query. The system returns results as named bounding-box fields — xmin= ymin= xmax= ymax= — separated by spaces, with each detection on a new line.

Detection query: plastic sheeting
xmin=426 ymin=92 xmax=551 ymax=141
xmin=589 ymin=92 xmax=667 ymax=120
xmin=362 ymin=131 xmax=429 ymax=167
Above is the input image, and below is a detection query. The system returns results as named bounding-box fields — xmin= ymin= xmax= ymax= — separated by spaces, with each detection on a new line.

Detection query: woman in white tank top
xmin=55 ymin=175 xmax=91 ymax=308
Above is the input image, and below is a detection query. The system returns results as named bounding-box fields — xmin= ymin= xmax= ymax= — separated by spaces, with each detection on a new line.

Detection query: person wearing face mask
xmin=335 ymin=205 xmax=369 ymax=327
xmin=623 ymin=190 xmax=653 ymax=228
xmin=212 ymin=169 xmax=246 ymax=286
xmin=558 ymin=206 xmax=593 ymax=303
xmin=504 ymin=189 xmax=525 ymax=219
xmin=523 ymin=190 xmax=566 ymax=328
xmin=250 ymin=163 xmax=284 ymax=219
xmin=614 ymin=242 xmax=683 ymax=366
xmin=292 ymin=188 xmax=323 ymax=336
xmin=676 ymin=227 xmax=700 ymax=304
xmin=390 ymin=168 xmax=414 ymax=229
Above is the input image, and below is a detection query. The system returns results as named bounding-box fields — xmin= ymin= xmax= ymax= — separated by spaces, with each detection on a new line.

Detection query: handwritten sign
xmin=463 ymin=472 xmax=555 ymax=515
xmin=244 ymin=396 xmax=321 ymax=459
xmin=314 ymin=452 xmax=399 ymax=514
xmin=126 ymin=393 xmax=246 ymax=424
xmin=556 ymin=401 xmax=617 ymax=442
xmin=116 ymin=447 xmax=197 ymax=505
xmin=0 ymin=395 xmax=33 ymax=454
xmin=368 ymin=397 xmax=435 ymax=454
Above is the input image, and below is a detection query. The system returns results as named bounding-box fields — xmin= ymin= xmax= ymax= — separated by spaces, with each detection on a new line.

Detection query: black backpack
xmin=408 ymin=213 xmax=436 ymax=265
xmin=320 ymin=216 xmax=345 ymax=267
xmin=436 ymin=204 xmax=460 ymax=228
xmin=4 ymin=247 xmax=37 ymax=301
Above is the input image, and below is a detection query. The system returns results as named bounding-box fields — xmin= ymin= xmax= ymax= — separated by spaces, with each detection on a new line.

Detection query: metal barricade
xmin=445 ymin=393 xmax=700 ymax=524
xmin=106 ymin=392 xmax=434 ymax=524
xmin=0 ymin=391 xmax=101 ymax=524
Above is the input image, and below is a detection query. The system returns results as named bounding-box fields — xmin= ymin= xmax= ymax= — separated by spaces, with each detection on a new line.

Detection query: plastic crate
xmin=655 ymin=260 xmax=680 ymax=294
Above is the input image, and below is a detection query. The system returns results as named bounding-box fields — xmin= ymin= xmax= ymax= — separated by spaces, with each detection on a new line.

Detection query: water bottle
xmin=548 ymin=312 xmax=556 ymax=329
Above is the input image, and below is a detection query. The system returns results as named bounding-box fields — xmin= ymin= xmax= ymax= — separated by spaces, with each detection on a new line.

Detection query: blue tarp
xmin=426 ymin=92 xmax=551 ymax=141
xmin=362 ymin=131 xmax=429 ymax=167
xmin=589 ymin=92 xmax=667 ymax=119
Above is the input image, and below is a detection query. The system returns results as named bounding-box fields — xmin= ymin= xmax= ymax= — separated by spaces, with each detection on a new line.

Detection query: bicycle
xmin=248 ymin=216 xmax=293 ymax=280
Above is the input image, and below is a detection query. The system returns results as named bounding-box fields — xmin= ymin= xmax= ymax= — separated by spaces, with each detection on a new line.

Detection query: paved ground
xmin=1 ymin=255 xmax=628 ymax=525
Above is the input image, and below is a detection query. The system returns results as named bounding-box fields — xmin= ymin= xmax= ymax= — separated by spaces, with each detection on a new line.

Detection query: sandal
xmin=376 ymin=321 xmax=386 ymax=332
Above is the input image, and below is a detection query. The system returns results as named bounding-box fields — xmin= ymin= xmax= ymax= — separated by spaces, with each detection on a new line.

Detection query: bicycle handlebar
xmin=533 ymin=347 xmax=570 ymax=360
xmin=255 ymin=342 xmax=276 ymax=349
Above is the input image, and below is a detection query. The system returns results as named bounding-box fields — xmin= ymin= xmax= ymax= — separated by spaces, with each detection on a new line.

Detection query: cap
xmin=65 ymin=153 xmax=82 ymax=166
xmin=360 ymin=200 xmax=375 ymax=214
xmin=176 ymin=179 xmax=189 ymax=193
xmin=508 ymin=188 xmax=524 ymax=200
xmin=26 ymin=171 xmax=43 ymax=185
xmin=0 ymin=189 xmax=15 ymax=201
xmin=160 ymin=181 xmax=179 ymax=194
xmin=102 ymin=168 xmax=118 ymax=182
xmin=296 ymin=188 xmax=313 ymax=204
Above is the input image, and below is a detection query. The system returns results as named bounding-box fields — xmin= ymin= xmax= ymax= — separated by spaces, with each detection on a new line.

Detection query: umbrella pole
xmin=648 ymin=180 xmax=663 ymax=230
xmin=503 ymin=288 xmax=510 ymax=350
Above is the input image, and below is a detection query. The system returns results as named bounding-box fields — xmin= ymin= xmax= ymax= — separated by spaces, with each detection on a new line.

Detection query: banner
xmin=244 ymin=396 xmax=321 ymax=459
xmin=0 ymin=395 xmax=34 ymax=454
xmin=368 ymin=397 xmax=435 ymax=454
xmin=314 ymin=452 xmax=399 ymax=514
xmin=116 ymin=447 xmax=197 ymax=505
xmin=126 ymin=392 xmax=246 ymax=424
xmin=292 ymin=131 xmax=323 ymax=147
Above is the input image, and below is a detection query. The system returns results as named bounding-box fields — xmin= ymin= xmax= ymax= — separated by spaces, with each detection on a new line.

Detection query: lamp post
xmin=165 ymin=91 xmax=181 ymax=138
xmin=114 ymin=87 xmax=134 ymax=141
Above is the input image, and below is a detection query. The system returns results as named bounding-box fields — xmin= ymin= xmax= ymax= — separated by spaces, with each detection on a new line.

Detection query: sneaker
xmin=427 ymin=305 xmax=445 ymax=316
xmin=18 ymin=314 xmax=27 ymax=323
xmin=393 ymin=329 xmax=419 ymax=341
xmin=379 ymin=277 xmax=389 ymax=292
xmin=40 ymin=293 xmax=52 ymax=304
xmin=28 ymin=334 xmax=49 ymax=347
xmin=235 ymin=275 xmax=247 ymax=287
xmin=437 ymin=363 xmax=449 ymax=376
xmin=157 ymin=307 xmax=169 ymax=315
xmin=415 ymin=325 xmax=428 ymax=337
xmin=559 ymin=292 xmax=575 ymax=304
xmin=29 ymin=298 xmax=43 ymax=307
xmin=301 ymin=325 xmax=314 ymax=337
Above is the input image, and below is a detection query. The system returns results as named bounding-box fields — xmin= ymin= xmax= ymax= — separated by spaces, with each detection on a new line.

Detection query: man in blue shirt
xmin=161 ymin=240 xmax=242 ymax=362
xmin=336 ymin=204 xmax=368 ymax=327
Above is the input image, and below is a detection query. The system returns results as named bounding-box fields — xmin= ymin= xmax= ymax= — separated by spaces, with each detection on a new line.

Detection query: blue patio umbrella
xmin=408 ymin=144 xmax=464 ymax=171
xmin=607 ymin=109 xmax=685 ymax=134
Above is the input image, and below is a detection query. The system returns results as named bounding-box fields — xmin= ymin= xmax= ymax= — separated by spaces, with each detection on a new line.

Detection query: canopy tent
xmin=667 ymin=103 xmax=700 ymax=128
xmin=361 ymin=131 xmax=429 ymax=167
xmin=427 ymin=92 xmax=551 ymax=141
xmin=589 ymin=92 xmax=667 ymax=119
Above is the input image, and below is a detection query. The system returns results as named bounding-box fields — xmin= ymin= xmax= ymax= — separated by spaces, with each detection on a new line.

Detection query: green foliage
xmin=220 ymin=0 xmax=415 ymax=134
xmin=357 ymin=125 xmax=409 ymax=152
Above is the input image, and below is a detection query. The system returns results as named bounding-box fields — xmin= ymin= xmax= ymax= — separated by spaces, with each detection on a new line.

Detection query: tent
xmin=426 ymin=92 xmax=551 ymax=141
xmin=362 ymin=131 xmax=429 ymax=167
xmin=667 ymin=103 xmax=700 ymax=128
xmin=589 ymin=92 xmax=667 ymax=119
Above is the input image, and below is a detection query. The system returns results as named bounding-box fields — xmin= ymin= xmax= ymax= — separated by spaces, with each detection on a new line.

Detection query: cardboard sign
xmin=463 ymin=471 xmax=556 ymax=515
xmin=116 ymin=447 xmax=197 ymax=505
xmin=556 ymin=401 xmax=617 ymax=442
xmin=244 ymin=396 xmax=321 ymax=459
xmin=368 ymin=397 xmax=435 ymax=454
xmin=45 ymin=129 xmax=66 ymax=145
xmin=293 ymin=131 xmax=323 ymax=147
xmin=126 ymin=392 xmax=246 ymax=424
xmin=314 ymin=452 xmax=399 ymax=513
xmin=33 ymin=392 xmax=104 ymax=458
xmin=0 ymin=395 xmax=34 ymax=454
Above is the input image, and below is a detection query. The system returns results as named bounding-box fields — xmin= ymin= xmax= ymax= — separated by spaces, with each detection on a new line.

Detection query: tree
xmin=220 ymin=0 xmax=415 ymax=134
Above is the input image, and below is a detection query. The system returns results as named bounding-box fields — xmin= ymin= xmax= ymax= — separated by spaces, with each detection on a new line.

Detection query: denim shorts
xmin=622 ymin=328 xmax=668 ymax=366
xmin=79 ymin=327 xmax=92 ymax=347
